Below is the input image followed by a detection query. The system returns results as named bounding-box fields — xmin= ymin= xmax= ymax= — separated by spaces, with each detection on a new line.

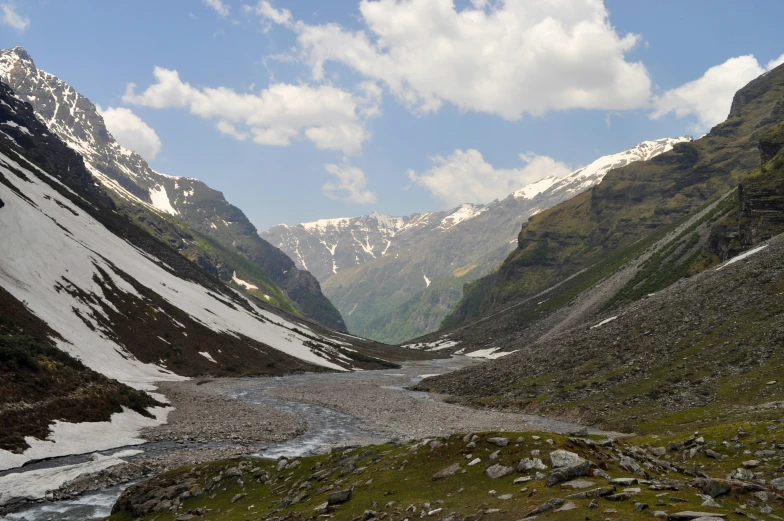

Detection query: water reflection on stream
xmin=4 ymin=357 xmax=471 ymax=520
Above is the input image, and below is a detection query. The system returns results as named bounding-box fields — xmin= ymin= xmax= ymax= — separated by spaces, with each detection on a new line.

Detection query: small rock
xmin=609 ymin=477 xmax=638 ymax=485
xmin=485 ymin=464 xmax=514 ymax=479
xmin=693 ymin=478 xmax=731 ymax=498
xmin=527 ymin=498 xmax=564 ymax=516
xmin=549 ymin=450 xmax=584 ymax=468
xmin=497 ymin=494 xmax=513 ymax=500
xmin=518 ymin=458 xmax=547 ymax=472
xmin=699 ymin=495 xmax=721 ymax=508
xmin=433 ymin=463 xmax=461 ymax=480
xmin=555 ymin=501 xmax=577 ymax=511
xmin=468 ymin=458 xmax=481 ymax=466
xmin=328 ymin=489 xmax=353 ymax=505
xmin=565 ymin=486 xmax=615 ymax=499
xmin=487 ymin=437 xmax=510 ymax=447
xmin=606 ymin=492 xmax=632 ymax=501
xmin=561 ymin=479 xmax=594 ymax=489
xmin=668 ymin=512 xmax=727 ymax=520
xmin=634 ymin=502 xmax=649 ymax=512
xmin=729 ymin=468 xmax=755 ymax=480
xmin=230 ymin=493 xmax=246 ymax=504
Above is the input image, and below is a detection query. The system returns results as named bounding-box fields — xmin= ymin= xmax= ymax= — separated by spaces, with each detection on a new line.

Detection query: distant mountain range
xmin=0 ymin=47 xmax=346 ymax=331
xmin=262 ymin=136 xmax=690 ymax=342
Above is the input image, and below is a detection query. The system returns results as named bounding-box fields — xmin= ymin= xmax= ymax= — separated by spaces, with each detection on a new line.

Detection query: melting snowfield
xmin=0 ymin=408 xmax=170 ymax=472
xmin=0 ymin=147 xmax=354 ymax=396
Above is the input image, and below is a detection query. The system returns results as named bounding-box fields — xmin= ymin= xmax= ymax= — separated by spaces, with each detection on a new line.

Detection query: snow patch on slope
xmin=232 ymin=271 xmax=259 ymax=291
xmin=439 ymin=203 xmax=487 ymax=229
xmin=0 ymin=148 xmax=349 ymax=393
xmin=0 ymin=407 xmax=170 ymax=472
xmin=717 ymin=244 xmax=769 ymax=270
xmin=149 ymin=184 xmax=178 ymax=215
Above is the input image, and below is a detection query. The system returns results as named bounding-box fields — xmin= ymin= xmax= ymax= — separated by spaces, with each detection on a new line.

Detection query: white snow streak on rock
xmin=148 ymin=184 xmax=178 ymax=215
xmin=199 ymin=351 xmax=217 ymax=363
xmin=590 ymin=316 xmax=618 ymax=329
xmin=464 ymin=347 xmax=516 ymax=359
xmin=716 ymin=244 xmax=769 ymax=270
xmin=232 ymin=271 xmax=259 ymax=291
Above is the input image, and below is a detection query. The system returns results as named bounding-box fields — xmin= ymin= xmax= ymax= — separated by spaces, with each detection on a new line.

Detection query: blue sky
xmin=1 ymin=0 xmax=783 ymax=230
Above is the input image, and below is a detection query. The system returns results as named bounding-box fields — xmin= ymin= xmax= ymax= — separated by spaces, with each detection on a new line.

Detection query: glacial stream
xmin=3 ymin=357 xmax=589 ymax=520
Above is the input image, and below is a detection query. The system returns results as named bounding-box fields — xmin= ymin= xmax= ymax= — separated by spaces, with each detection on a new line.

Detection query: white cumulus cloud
xmin=1 ymin=3 xmax=30 ymax=31
xmin=254 ymin=0 xmax=652 ymax=119
xmin=408 ymin=149 xmax=571 ymax=206
xmin=651 ymin=54 xmax=784 ymax=133
xmin=322 ymin=163 xmax=376 ymax=204
xmin=203 ymin=0 xmax=230 ymax=17
xmin=98 ymin=106 xmax=162 ymax=161
xmin=123 ymin=67 xmax=379 ymax=154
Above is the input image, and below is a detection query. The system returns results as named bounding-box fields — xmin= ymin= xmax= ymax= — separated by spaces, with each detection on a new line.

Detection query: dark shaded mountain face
xmin=443 ymin=61 xmax=784 ymax=330
xmin=0 ymin=46 xmax=346 ymax=332
xmin=0 ymin=79 xmax=429 ymax=388
xmin=416 ymin=119 xmax=784 ymax=435
xmin=263 ymin=139 xmax=688 ymax=342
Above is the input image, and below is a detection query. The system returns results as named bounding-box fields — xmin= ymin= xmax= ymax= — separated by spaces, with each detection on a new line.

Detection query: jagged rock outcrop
xmin=710 ymin=121 xmax=784 ymax=258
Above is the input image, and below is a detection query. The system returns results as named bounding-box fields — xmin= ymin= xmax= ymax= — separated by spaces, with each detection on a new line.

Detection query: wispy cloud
xmin=203 ymin=0 xmax=230 ymax=18
xmin=1 ymin=3 xmax=30 ymax=31
xmin=322 ymin=163 xmax=376 ymax=204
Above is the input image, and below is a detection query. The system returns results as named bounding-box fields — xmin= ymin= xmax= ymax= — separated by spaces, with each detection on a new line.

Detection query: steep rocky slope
xmin=264 ymin=138 xmax=688 ymax=342
xmin=0 ymin=79 xmax=425 ymax=383
xmin=444 ymin=62 xmax=784 ymax=328
xmin=0 ymin=46 xmax=346 ymax=331
xmin=414 ymin=97 xmax=784 ymax=434
xmin=419 ymin=230 xmax=784 ymax=433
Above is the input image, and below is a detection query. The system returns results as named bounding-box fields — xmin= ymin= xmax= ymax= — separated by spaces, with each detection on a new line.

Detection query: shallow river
xmin=3 ymin=357 xmax=584 ymax=520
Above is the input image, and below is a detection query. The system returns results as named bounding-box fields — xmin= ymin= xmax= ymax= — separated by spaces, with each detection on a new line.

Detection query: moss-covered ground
xmin=107 ymin=420 xmax=784 ymax=521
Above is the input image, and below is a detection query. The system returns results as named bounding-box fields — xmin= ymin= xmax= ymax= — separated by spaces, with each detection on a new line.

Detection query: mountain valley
xmin=1 ymin=11 xmax=784 ymax=521
xmin=263 ymin=137 xmax=690 ymax=343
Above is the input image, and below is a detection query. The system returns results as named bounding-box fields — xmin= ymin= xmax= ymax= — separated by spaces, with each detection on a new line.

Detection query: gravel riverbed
xmin=3 ymin=357 xmax=608 ymax=520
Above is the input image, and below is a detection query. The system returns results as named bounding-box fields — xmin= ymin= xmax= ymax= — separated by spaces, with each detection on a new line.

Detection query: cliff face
xmin=710 ymin=121 xmax=784 ymax=258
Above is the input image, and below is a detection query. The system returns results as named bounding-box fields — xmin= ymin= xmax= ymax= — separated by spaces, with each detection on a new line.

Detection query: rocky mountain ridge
xmin=0 ymin=46 xmax=346 ymax=331
xmin=263 ymin=137 xmax=690 ymax=342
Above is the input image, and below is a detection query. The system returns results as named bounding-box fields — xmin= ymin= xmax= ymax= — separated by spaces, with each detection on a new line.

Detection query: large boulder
xmin=328 ymin=489 xmax=353 ymax=505
xmin=546 ymin=450 xmax=590 ymax=487
xmin=691 ymin=478 xmax=731 ymax=498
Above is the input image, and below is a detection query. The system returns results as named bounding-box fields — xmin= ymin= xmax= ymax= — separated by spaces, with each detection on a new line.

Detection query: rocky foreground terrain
xmin=108 ymin=420 xmax=784 ymax=521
